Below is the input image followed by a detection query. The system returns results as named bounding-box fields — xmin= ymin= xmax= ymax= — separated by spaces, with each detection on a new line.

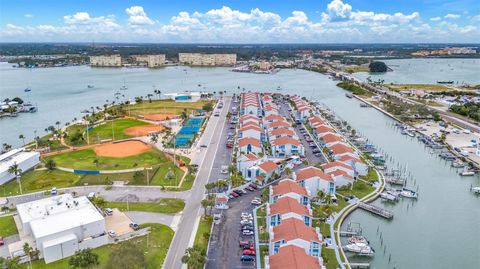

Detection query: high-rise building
xmin=178 ymin=53 xmax=236 ymax=66
xmin=89 ymin=55 xmax=122 ymax=67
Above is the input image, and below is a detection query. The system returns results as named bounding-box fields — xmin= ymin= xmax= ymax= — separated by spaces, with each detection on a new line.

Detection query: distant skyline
xmin=0 ymin=0 xmax=479 ymax=43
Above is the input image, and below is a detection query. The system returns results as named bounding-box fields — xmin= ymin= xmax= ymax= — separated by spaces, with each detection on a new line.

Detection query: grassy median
xmin=104 ymin=198 xmax=185 ymax=214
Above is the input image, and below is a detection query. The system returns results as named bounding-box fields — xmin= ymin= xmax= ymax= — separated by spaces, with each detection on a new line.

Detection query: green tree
xmin=368 ymin=61 xmax=388 ymax=73
xmin=68 ymin=248 xmax=99 ymax=268
xmin=6 ymin=256 xmax=21 ymax=269
xmin=181 ymin=245 xmax=206 ymax=269
xmin=106 ymin=242 xmax=145 ymax=269
xmin=284 ymin=167 xmax=292 ymax=177
xmin=8 ymin=162 xmax=23 ymax=194
xmin=18 ymin=134 xmax=25 ymax=146
xmin=202 ymin=103 xmax=213 ymax=112
xmin=201 ymin=199 xmax=210 ymax=216
xmin=45 ymin=159 xmax=56 ymax=171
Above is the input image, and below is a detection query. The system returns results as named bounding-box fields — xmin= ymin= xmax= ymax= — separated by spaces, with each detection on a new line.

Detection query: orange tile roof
xmin=269 ymin=245 xmax=322 ymax=269
xmin=265 ymin=114 xmax=285 ymax=121
xmin=270 ymin=128 xmax=295 ymax=137
xmin=272 ymin=218 xmax=320 ymax=243
xmin=258 ymin=160 xmax=278 ymax=173
xmin=241 ymin=121 xmax=261 ymax=128
xmin=240 ymin=114 xmax=261 ymax=121
xmin=239 ymin=125 xmax=263 ymax=133
xmin=272 ymin=136 xmax=301 ymax=146
xmin=295 ymin=166 xmax=333 ymax=182
xmin=321 ymin=161 xmax=353 ymax=171
xmin=315 ymin=125 xmax=334 ymax=134
xmin=321 ymin=134 xmax=343 ymax=144
xmin=268 ymin=121 xmax=291 ymax=128
xmin=272 ymin=179 xmax=308 ymax=196
xmin=269 ymin=196 xmax=311 ymax=217
xmin=329 ymin=143 xmax=354 ymax=155
xmin=244 ymin=153 xmax=260 ymax=161
xmin=338 ymin=155 xmax=363 ymax=164
xmin=330 ymin=170 xmax=354 ymax=180
xmin=238 ymin=137 xmax=261 ymax=148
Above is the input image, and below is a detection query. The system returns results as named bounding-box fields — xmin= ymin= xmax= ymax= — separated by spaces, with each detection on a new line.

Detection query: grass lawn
xmin=1 ymin=169 xmax=82 ymax=197
xmin=256 ymin=206 xmax=268 ymax=242
xmin=336 ymin=180 xmax=375 ymax=199
xmin=45 ymin=148 xmax=166 ymax=170
xmin=312 ymin=199 xmax=348 ymax=220
xmin=322 ymin=246 xmax=339 ymax=269
xmin=259 ymin=245 xmax=269 ymax=269
xmin=0 ymin=215 xmax=18 ymax=237
xmin=127 ymin=99 xmax=212 ymax=117
xmin=104 ymin=198 xmax=185 ymax=214
xmin=342 ymin=65 xmax=369 ymax=73
xmin=387 ymin=83 xmax=448 ymax=92
xmin=360 ymin=168 xmax=379 ymax=183
xmin=194 ymin=216 xmax=213 ymax=250
xmin=166 ymin=174 xmax=195 ymax=192
xmin=149 ymin=164 xmax=185 ymax=187
xmin=65 ymin=118 xmax=150 ymax=146
xmin=29 ymin=223 xmax=174 ymax=269
xmin=313 ymin=221 xmax=331 ymax=238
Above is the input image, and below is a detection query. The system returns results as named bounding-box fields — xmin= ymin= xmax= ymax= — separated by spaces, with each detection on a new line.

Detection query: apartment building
xmin=178 ymin=53 xmax=236 ymax=66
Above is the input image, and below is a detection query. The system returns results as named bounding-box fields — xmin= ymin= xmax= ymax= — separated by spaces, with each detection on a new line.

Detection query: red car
xmin=231 ymin=192 xmax=240 ymax=197
xmin=243 ymin=249 xmax=256 ymax=256
xmin=226 ymin=143 xmax=233 ymax=148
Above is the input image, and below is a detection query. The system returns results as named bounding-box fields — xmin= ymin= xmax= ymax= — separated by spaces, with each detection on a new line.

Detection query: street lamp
xmin=145 ymin=167 xmax=153 ymax=185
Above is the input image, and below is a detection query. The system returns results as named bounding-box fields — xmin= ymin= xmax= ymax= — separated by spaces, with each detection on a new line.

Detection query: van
xmin=87 ymin=192 xmax=96 ymax=199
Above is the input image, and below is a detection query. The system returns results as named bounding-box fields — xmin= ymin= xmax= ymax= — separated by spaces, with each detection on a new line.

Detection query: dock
xmin=358 ymin=202 xmax=394 ymax=219
xmin=348 ymin=263 xmax=371 ymax=268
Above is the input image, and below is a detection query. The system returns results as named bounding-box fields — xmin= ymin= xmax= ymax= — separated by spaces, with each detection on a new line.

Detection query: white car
xmin=108 ymin=230 xmax=116 ymax=237
xmin=105 ymin=208 xmax=113 ymax=216
xmin=251 ymin=199 xmax=262 ymax=205
xmin=240 ymin=220 xmax=253 ymax=225
xmin=242 ymin=230 xmax=254 ymax=236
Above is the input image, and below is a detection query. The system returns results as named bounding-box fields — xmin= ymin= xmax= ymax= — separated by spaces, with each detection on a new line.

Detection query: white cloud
xmin=24 ymin=14 xmax=33 ymax=18
xmin=444 ymin=13 xmax=460 ymax=19
xmin=1 ymin=2 xmax=479 ymax=43
xmin=125 ymin=6 xmax=154 ymax=25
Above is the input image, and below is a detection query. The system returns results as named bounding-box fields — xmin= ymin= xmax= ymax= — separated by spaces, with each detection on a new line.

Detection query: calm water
xmin=353 ymin=58 xmax=480 ymax=84
xmin=0 ymin=59 xmax=479 ymax=268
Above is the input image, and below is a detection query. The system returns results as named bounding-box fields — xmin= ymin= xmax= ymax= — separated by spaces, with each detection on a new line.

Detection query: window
xmin=304 ymin=216 xmax=311 ymax=226
xmin=302 ymin=196 xmax=308 ymax=205
xmin=311 ymin=242 xmax=320 ymax=256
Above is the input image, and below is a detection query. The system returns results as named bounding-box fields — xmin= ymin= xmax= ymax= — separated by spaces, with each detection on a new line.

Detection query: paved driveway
xmin=126 ymin=211 xmax=181 ymax=231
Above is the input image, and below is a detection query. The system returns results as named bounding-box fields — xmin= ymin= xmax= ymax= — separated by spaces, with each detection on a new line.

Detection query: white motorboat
xmin=451 ymin=160 xmax=465 ymax=168
xmin=460 ymin=170 xmax=475 ymax=176
xmin=472 ymin=187 xmax=480 ymax=194
xmin=344 ymin=243 xmax=375 ymax=256
xmin=348 ymin=236 xmax=369 ymax=245
xmin=380 ymin=192 xmax=397 ymax=202
xmin=400 ymin=188 xmax=418 ymax=199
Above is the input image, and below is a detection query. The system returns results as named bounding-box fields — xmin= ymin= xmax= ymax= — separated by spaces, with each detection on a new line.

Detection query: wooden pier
xmin=348 ymin=263 xmax=371 ymax=268
xmin=358 ymin=202 xmax=394 ymax=219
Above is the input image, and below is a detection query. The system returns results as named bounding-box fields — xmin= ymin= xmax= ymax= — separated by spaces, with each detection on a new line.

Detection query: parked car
xmin=231 ymin=192 xmax=240 ymax=198
xmin=242 ymin=249 xmax=256 ymax=256
xmin=242 ymin=225 xmax=254 ymax=230
xmin=233 ymin=190 xmax=243 ymax=196
xmin=251 ymin=199 xmax=261 ymax=205
xmin=249 ymin=184 xmax=258 ymax=190
xmin=129 ymin=223 xmax=140 ymax=231
xmin=239 ymin=240 xmax=251 ymax=248
xmin=50 ymin=187 xmax=58 ymax=195
xmin=108 ymin=230 xmax=116 ymax=237
xmin=200 ymin=144 xmax=208 ymax=148
xmin=105 ymin=208 xmax=113 ymax=216
xmin=240 ymin=220 xmax=253 ymax=225
xmin=242 ymin=230 xmax=254 ymax=236
xmin=240 ymin=255 xmax=255 ymax=262
xmin=245 ymin=187 xmax=254 ymax=192
xmin=228 ymin=194 xmax=235 ymax=199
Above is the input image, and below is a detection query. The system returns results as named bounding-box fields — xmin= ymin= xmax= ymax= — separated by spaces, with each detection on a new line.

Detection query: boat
xmin=380 ymin=192 xmax=398 ymax=202
xmin=360 ymin=102 xmax=370 ymax=108
xmin=344 ymin=243 xmax=375 ymax=256
xmin=276 ymin=86 xmax=282 ymax=91
xmin=24 ymin=87 xmax=32 ymax=92
xmin=386 ymin=177 xmax=406 ymax=186
xmin=437 ymin=81 xmax=454 ymax=84
xmin=451 ymin=160 xmax=465 ymax=168
xmin=87 ymin=85 xmax=94 ymax=88
xmin=460 ymin=170 xmax=475 ymax=176
xmin=345 ymin=93 xmax=353 ymax=98
xmin=472 ymin=187 xmax=480 ymax=194
xmin=400 ymin=188 xmax=418 ymax=199
xmin=348 ymin=236 xmax=369 ymax=244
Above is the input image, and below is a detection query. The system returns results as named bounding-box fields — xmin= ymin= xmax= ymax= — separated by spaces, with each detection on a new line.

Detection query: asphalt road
xmin=277 ymin=100 xmax=327 ymax=166
xmin=208 ymin=98 xmax=235 ymax=183
xmin=206 ymin=189 xmax=260 ymax=269
xmin=163 ymin=96 xmax=231 ymax=269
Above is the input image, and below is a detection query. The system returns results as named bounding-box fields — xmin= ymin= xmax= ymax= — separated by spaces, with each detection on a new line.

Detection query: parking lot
xmin=105 ymin=208 xmax=134 ymax=238
xmin=206 ymin=187 xmax=261 ymax=269
xmin=277 ymin=100 xmax=327 ymax=166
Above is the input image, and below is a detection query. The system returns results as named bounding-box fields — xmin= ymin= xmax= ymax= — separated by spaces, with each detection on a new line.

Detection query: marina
xmin=1 ymin=59 xmax=479 ymax=269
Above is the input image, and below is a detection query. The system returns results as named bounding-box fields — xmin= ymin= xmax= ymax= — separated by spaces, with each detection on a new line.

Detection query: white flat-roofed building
xmin=0 ymin=148 xmax=40 ymax=185
xmin=89 ymin=55 xmax=122 ymax=67
xmin=178 ymin=53 xmax=236 ymax=66
xmin=134 ymin=54 xmax=166 ymax=68
xmin=16 ymin=194 xmax=108 ymax=263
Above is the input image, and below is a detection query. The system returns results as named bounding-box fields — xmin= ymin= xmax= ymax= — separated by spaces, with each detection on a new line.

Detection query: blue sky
xmin=0 ymin=0 xmax=479 ymax=42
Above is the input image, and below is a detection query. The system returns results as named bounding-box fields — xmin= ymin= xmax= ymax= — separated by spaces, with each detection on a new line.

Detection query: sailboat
xmin=120 ymin=79 xmax=128 ymax=90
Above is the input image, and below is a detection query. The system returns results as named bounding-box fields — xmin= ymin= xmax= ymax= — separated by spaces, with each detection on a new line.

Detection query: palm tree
xmin=18 ymin=134 xmax=25 ymax=146
xmin=316 ymin=190 xmax=325 ymax=203
xmin=2 ymin=143 xmax=12 ymax=152
xmin=23 ymin=242 xmax=33 ymax=269
xmin=45 ymin=159 xmax=56 ymax=171
xmin=181 ymin=245 xmax=206 ymax=269
xmin=324 ymin=193 xmax=333 ymax=205
xmin=8 ymin=162 xmax=23 ymax=194
xmin=55 ymin=121 xmax=61 ymax=131
xmin=201 ymin=199 xmax=210 ymax=216
xmin=284 ymin=167 xmax=292 ymax=177
xmin=205 ymin=182 xmax=215 ymax=194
